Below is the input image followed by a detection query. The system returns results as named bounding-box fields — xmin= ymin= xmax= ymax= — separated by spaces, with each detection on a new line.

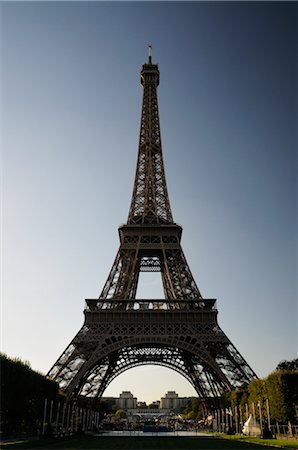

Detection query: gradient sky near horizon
xmin=2 ymin=1 xmax=297 ymax=403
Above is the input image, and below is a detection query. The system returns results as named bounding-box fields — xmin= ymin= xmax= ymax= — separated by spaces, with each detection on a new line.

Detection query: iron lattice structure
xmin=48 ymin=49 xmax=257 ymax=403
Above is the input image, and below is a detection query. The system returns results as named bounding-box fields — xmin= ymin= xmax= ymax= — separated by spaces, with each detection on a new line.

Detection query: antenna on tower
xmin=148 ymin=45 xmax=152 ymax=64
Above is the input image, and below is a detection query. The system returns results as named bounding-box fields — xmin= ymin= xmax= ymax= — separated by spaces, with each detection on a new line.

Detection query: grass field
xmin=1 ymin=434 xmax=298 ymax=450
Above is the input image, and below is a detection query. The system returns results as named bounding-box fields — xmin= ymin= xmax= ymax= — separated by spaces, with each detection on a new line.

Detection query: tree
xmin=148 ymin=402 xmax=159 ymax=409
xmin=276 ymin=358 xmax=298 ymax=371
xmin=137 ymin=401 xmax=147 ymax=409
xmin=1 ymin=353 xmax=59 ymax=438
xmin=230 ymin=385 xmax=249 ymax=414
xmin=248 ymin=378 xmax=268 ymax=421
xmin=266 ymin=370 xmax=298 ymax=423
xmin=182 ymin=398 xmax=204 ymax=420
xmin=115 ymin=409 xmax=127 ymax=418
xmin=227 ymin=370 xmax=298 ymax=424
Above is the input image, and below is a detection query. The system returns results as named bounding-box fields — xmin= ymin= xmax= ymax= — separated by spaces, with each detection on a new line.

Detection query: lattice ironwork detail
xmin=48 ymin=49 xmax=257 ymax=403
xmin=128 ymin=58 xmax=173 ymax=225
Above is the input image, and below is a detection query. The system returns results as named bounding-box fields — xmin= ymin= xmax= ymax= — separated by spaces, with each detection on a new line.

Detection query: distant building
xmin=160 ymin=391 xmax=189 ymax=412
xmin=102 ymin=390 xmax=193 ymax=414
xmin=116 ymin=391 xmax=137 ymax=410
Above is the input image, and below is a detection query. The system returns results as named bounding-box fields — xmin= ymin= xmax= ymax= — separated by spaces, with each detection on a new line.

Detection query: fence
xmin=212 ymin=406 xmax=298 ymax=439
xmin=42 ymin=399 xmax=101 ymax=437
xmin=270 ymin=424 xmax=298 ymax=439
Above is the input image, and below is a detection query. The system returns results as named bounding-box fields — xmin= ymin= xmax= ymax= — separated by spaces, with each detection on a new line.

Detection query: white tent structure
xmin=242 ymin=414 xmax=261 ymax=436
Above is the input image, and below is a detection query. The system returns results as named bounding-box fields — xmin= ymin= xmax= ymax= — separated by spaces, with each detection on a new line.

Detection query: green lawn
xmin=221 ymin=434 xmax=298 ymax=449
xmin=1 ymin=435 xmax=298 ymax=450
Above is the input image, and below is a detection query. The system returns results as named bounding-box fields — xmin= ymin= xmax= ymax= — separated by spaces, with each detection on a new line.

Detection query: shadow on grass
xmin=0 ymin=435 xmax=286 ymax=449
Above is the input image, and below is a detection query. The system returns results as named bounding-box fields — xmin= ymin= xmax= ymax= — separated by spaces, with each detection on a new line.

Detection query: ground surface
xmin=1 ymin=435 xmax=298 ymax=450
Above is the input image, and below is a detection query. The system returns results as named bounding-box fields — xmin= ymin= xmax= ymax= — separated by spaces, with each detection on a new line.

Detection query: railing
xmin=270 ymin=424 xmax=298 ymax=439
xmin=85 ymin=298 xmax=217 ymax=312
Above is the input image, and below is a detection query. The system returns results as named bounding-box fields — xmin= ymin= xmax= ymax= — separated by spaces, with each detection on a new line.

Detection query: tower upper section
xmin=128 ymin=48 xmax=174 ymax=225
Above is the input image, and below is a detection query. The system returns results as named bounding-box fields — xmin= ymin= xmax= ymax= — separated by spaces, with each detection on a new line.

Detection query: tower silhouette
xmin=48 ymin=48 xmax=257 ymax=402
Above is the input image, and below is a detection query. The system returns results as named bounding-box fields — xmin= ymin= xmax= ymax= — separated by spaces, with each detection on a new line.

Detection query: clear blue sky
xmin=2 ymin=1 xmax=297 ymax=403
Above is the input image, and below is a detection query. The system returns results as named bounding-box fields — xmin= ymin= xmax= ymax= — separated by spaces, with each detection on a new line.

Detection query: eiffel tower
xmin=48 ymin=47 xmax=257 ymax=403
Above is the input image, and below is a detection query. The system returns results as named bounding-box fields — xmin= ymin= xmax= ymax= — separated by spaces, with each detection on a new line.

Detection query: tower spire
xmin=128 ymin=52 xmax=173 ymax=224
xmin=148 ymin=45 xmax=152 ymax=64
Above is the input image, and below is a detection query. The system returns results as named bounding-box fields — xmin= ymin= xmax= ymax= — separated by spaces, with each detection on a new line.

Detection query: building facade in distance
xmin=117 ymin=391 xmax=137 ymax=410
xmin=102 ymin=390 xmax=191 ymax=414
xmin=160 ymin=391 xmax=189 ymax=411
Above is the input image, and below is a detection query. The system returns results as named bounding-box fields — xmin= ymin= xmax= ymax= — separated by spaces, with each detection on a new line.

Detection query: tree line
xmin=182 ymin=359 xmax=298 ymax=425
xmin=1 ymin=353 xmax=60 ymax=438
xmin=1 ymin=354 xmax=297 ymax=439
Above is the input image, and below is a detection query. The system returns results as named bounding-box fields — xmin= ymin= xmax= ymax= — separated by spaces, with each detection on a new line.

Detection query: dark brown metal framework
xmin=48 ymin=49 xmax=257 ymax=402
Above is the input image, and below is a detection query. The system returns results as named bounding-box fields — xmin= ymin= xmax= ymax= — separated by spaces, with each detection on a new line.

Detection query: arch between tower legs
xmin=48 ymin=307 xmax=257 ymax=403
xmin=60 ymin=334 xmax=232 ymax=401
